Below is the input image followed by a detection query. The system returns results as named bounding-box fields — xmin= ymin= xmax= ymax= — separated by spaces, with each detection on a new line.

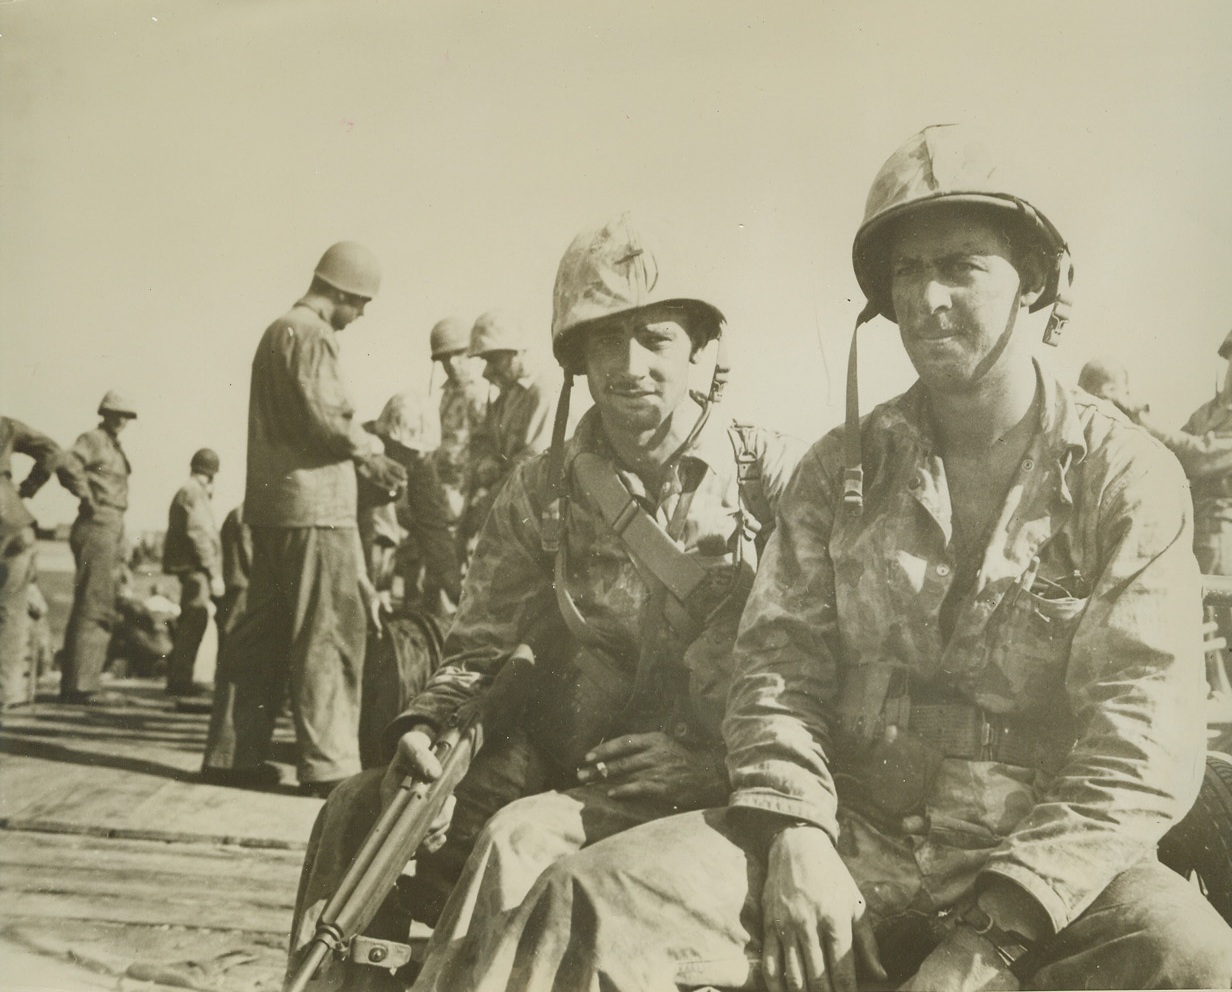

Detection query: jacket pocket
xmin=984 ymin=588 xmax=1088 ymax=709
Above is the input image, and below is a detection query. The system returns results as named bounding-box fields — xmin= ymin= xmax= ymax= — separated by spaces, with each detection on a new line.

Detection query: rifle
xmin=285 ymin=645 xmax=536 ymax=992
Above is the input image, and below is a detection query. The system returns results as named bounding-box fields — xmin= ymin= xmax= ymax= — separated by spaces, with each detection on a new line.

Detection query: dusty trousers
xmin=202 ymin=526 xmax=365 ymax=784
xmin=410 ymin=808 xmax=1232 ymax=992
xmin=0 ymin=526 xmax=36 ymax=707
xmin=59 ymin=510 xmax=124 ymax=696
xmin=166 ymin=570 xmax=211 ymax=693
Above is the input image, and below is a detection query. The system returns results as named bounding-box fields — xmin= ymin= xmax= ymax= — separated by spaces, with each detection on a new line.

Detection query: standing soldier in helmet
xmin=427 ymin=317 xmax=487 ymax=557
xmin=457 ymin=310 xmax=555 ymax=550
xmin=162 ymin=447 xmax=224 ymax=700
xmin=202 ymin=242 xmax=407 ymax=796
xmin=419 ymin=127 xmax=1232 ymax=991
xmin=285 ymin=212 xmax=804 ymax=991
xmin=1097 ymin=336 xmax=1232 ymax=577
xmin=59 ymin=390 xmax=138 ymax=706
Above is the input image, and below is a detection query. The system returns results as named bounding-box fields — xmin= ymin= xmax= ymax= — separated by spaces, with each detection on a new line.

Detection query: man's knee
xmin=1035 ymin=863 xmax=1232 ymax=988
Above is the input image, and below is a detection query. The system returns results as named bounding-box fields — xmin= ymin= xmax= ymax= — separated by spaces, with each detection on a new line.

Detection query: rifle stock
xmin=285 ymin=646 xmax=536 ymax=992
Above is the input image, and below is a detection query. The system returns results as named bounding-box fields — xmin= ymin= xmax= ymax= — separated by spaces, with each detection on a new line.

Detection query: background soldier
xmin=161 ymin=447 xmax=224 ymax=699
xmin=0 ymin=416 xmax=87 ymax=708
xmin=59 ymin=390 xmax=137 ymax=706
xmin=215 ymin=502 xmax=251 ymax=649
xmin=428 ymin=316 xmax=487 ymax=553
xmin=457 ymin=310 xmax=554 ymax=549
xmin=202 ymin=241 xmax=406 ymax=795
xmin=417 ymin=126 xmax=1232 ymax=991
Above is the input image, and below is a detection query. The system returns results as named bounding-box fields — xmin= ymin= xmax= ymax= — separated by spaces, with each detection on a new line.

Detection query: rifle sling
xmin=570 ymin=452 xmax=710 ymax=609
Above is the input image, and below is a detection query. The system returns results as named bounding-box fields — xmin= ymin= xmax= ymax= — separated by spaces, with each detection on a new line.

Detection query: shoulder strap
xmin=570 ymin=452 xmax=709 ymax=606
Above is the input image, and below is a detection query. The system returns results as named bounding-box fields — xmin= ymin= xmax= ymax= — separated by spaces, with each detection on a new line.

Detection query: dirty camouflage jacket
xmin=725 ymin=362 xmax=1206 ymax=932
xmin=396 ymin=405 xmax=803 ymax=748
xmin=433 ymin=375 xmax=489 ymax=489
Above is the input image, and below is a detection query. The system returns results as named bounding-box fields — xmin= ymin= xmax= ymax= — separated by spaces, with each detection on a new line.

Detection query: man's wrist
xmin=955 ymin=901 xmax=1035 ymax=972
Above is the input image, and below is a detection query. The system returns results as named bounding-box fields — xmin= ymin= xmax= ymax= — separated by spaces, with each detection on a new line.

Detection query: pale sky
xmin=3 ymin=0 xmax=1231 ymax=532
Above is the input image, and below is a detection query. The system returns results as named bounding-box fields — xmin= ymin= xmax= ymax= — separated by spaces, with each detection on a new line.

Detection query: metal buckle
xmin=349 ymin=935 xmax=414 ymax=971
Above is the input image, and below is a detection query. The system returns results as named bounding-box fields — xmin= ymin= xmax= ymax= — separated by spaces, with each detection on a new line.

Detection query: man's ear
xmin=1018 ymin=250 xmax=1048 ymax=309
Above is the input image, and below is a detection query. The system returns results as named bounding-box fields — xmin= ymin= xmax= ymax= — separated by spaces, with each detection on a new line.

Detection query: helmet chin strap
xmin=680 ymin=330 xmax=730 ymax=455
xmin=842 ymin=303 xmax=880 ymax=512
xmin=843 ymin=273 xmax=1044 ymax=514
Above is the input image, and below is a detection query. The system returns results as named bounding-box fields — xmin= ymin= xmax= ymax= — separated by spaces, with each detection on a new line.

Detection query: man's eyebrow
xmin=890 ymin=246 xmax=990 ymax=263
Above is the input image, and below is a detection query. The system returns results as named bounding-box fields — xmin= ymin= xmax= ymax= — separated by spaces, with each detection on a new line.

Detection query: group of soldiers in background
xmin=0 ymin=263 xmax=556 ymax=791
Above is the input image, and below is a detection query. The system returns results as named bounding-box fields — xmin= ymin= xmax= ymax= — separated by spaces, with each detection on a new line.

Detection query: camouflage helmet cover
xmin=550 ymin=211 xmax=725 ymax=373
xmin=852 ymin=124 xmax=1070 ymax=324
xmin=373 ymin=390 xmax=441 ymax=453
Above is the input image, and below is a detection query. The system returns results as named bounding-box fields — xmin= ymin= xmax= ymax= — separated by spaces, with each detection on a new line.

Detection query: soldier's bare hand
xmin=761 ymin=826 xmax=884 ymax=992
xmin=576 ymin=732 xmax=727 ymax=809
xmin=380 ymin=725 xmax=442 ymax=809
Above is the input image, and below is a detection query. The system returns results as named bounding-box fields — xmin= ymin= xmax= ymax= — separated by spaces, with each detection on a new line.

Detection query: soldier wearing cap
xmin=59 ymin=390 xmax=138 ymax=706
xmin=162 ymin=448 xmax=224 ymax=698
xmin=457 ymin=310 xmax=555 ymax=551
xmin=285 ymin=212 xmax=804 ymax=991
xmin=201 ymin=242 xmax=407 ymax=795
xmin=427 ymin=317 xmax=488 ymax=541
xmin=420 ymin=127 xmax=1232 ymax=991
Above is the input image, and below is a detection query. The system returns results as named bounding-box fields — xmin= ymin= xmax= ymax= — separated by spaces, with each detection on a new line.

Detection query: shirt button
xmin=908 ymin=477 xmax=922 ymax=490
xmin=1022 ymin=458 xmax=1035 ymax=472
xmin=936 ymin=563 xmax=951 ymax=577
xmin=673 ymin=723 xmax=690 ymax=739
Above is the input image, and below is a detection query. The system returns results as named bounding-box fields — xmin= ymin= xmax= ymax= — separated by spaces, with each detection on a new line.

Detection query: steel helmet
xmin=1219 ymin=328 xmax=1232 ymax=360
xmin=313 ymin=241 xmax=381 ymax=299
xmin=1077 ymin=357 xmax=1129 ymax=399
xmin=852 ymin=124 xmax=1072 ymax=337
xmin=469 ymin=310 xmax=533 ymax=358
xmin=550 ymin=211 xmax=725 ymax=374
xmin=373 ymin=390 xmax=441 ymax=453
xmin=98 ymin=390 xmax=138 ymax=419
xmin=430 ymin=316 xmax=471 ymax=359
xmin=190 ymin=448 xmax=220 ymax=476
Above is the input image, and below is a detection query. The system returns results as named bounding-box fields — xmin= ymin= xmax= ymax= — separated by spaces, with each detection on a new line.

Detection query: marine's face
xmin=582 ymin=305 xmax=697 ymax=436
xmin=482 ymin=351 xmax=520 ymax=389
xmin=890 ymin=207 xmax=1038 ymax=394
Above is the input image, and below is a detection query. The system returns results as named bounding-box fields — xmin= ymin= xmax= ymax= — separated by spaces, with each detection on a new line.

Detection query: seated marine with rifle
xmin=286 ymin=210 xmax=804 ymax=990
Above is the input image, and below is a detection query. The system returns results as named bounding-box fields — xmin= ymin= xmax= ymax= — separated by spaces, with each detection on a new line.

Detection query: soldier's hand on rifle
xmin=577 ymin=732 xmax=728 ymax=809
xmin=380 ymin=724 xmax=457 ymax=851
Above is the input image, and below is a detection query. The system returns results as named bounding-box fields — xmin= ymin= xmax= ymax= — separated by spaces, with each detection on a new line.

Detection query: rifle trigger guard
xmin=349 ymin=935 xmax=415 ymax=971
